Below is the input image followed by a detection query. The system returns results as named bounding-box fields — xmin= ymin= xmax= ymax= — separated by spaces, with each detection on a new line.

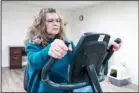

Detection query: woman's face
xmin=45 ymin=13 xmax=61 ymax=36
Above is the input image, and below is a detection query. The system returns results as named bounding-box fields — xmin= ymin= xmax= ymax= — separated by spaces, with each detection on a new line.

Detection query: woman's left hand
xmin=111 ymin=40 xmax=123 ymax=52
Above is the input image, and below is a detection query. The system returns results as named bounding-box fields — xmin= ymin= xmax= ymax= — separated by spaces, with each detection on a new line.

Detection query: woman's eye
xmin=48 ymin=20 xmax=53 ymax=22
xmin=46 ymin=19 xmax=60 ymax=23
xmin=56 ymin=19 xmax=60 ymax=22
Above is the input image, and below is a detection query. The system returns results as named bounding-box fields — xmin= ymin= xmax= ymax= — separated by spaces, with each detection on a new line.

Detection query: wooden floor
xmin=2 ymin=67 xmax=139 ymax=92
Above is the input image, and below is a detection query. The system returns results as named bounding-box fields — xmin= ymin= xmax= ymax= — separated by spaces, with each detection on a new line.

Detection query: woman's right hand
xmin=48 ymin=39 xmax=72 ymax=59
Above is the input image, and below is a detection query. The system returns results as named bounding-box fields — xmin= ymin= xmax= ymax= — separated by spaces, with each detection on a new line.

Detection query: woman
xmin=24 ymin=8 xmax=74 ymax=92
xmin=24 ymin=8 xmax=122 ymax=92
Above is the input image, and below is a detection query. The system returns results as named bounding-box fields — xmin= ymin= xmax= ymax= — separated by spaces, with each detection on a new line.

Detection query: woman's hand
xmin=48 ymin=39 xmax=72 ymax=59
xmin=111 ymin=40 xmax=123 ymax=52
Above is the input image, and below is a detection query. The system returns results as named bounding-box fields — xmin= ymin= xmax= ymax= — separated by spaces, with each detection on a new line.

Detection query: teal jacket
xmin=25 ymin=39 xmax=75 ymax=92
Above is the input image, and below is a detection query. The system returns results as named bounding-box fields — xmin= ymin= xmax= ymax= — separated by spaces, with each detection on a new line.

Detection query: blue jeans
xmin=73 ymin=86 xmax=93 ymax=92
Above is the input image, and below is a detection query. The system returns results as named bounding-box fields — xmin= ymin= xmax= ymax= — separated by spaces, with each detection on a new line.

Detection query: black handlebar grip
xmin=64 ymin=40 xmax=71 ymax=47
xmin=114 ymin=38 xmax=121 ymax=44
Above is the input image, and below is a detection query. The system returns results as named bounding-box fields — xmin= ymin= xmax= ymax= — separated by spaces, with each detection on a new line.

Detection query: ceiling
xmin=8 ymin=1 xmax=106 ymax=11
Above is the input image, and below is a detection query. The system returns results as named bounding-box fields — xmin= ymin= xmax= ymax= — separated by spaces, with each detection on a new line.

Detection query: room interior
xmin=2 ymin=1 xmax=138 ymax=92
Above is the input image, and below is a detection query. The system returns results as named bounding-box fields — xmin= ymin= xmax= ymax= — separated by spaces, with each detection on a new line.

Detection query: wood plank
xmin=1 ymin=67 xmax=138 ymax=92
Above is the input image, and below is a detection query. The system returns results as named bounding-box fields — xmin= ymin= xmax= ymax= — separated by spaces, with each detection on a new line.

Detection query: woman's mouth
xmin=52 ymin=28 xmax=58 ymax=30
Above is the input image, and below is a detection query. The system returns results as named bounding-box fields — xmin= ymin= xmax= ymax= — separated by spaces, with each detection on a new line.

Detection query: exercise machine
xmin=41 ymin=32 xmax=121 ymax=92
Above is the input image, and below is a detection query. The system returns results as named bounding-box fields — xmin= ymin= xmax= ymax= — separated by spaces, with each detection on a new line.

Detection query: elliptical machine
xmin=41 ymin=32 xmax=121 ymax=92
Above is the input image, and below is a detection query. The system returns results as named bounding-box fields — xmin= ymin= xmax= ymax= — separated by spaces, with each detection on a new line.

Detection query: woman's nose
xmin=53 ymin=22 xmax=57 ymax=25
xmin=53 ymin=21 xmax=58 ymax=25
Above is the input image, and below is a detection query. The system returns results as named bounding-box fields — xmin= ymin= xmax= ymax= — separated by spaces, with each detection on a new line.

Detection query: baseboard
xmin=2 ymin=61 xmax=27 ymax=68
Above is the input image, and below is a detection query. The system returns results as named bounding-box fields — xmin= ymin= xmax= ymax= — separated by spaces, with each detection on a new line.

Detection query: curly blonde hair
xmin=24 ymin=8 xmax=65 ymax=47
